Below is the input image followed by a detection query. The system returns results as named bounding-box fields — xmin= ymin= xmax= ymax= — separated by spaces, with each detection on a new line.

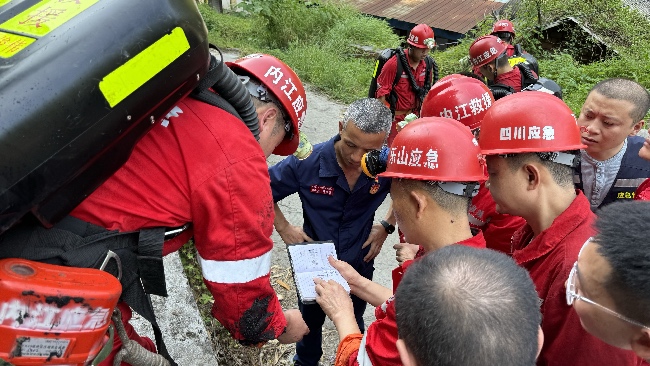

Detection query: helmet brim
xmin=273 ymin=133 xmax=300 ymax=156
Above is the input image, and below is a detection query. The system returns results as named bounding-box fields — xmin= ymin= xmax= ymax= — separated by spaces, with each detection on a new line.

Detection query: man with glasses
xmin=269 ymin=98 xmax=394 ymax=366
xmin=567 ymin=201 xmax=650 ymax=361
xmin=479 ymin=91 xmax=643 ymax=365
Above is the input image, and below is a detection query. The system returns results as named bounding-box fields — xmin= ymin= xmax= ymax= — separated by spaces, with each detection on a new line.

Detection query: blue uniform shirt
xmin=269 ymin=134 xmax=391 ymax=276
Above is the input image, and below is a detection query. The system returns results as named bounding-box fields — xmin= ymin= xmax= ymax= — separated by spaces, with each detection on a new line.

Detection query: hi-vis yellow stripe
xmin=99 ymin=27 xmax=190 ymax=108
xmin=0 ymin=0 xmax=11 ymax=8
xmin=0 ymin=31 xmax=36 ymax=58
xmin=0 ymin=0 xmax=99 ymax=37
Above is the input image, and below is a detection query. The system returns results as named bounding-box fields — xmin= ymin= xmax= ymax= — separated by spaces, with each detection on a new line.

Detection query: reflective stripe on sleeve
xmin=357 ymin=333 xmax=374 ymax=366
xmin=199 ymin=251 xmax=272 ymax=284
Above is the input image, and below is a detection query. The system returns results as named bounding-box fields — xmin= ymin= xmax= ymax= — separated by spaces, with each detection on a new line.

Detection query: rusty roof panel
xmin=349 ymin=0 xmax=506 ymax=34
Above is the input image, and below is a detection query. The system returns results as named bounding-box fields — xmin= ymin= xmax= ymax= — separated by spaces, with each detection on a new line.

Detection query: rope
xmin=111 ymin=308 xmax=171 ymax=366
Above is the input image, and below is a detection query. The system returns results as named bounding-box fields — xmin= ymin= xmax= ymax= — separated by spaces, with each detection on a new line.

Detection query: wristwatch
xmin=380 ymin=220 xmax=395 ymax=234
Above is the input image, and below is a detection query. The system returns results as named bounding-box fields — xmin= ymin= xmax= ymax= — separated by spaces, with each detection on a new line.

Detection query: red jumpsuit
xmin=511 ymin=191 xmax=644 ymax=365
xmin=375 ymin=49 xmax=428 ymax=145
xmin=337 ymin=233 xmax=486 ymax=366
xmin=71 ymin=97 xmax=286 ymax=363
xmin=468 ymin=183 xmax=526 ymax=254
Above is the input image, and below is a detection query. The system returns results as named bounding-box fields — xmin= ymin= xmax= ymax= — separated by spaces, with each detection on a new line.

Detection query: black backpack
xmin=368 ymin=48 xmax=438 ymax=115
xmin=489 ymin=63 xmax=563 ymax=100
xmin=509 ymin=44 xmax=540 ymax=75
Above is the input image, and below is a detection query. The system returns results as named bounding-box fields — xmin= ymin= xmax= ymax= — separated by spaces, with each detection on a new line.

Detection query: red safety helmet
xmin=379 ymin=117 xmax=486 ymax=183
xmin=435 ymin=73 xmax=467 ymax=85
xmin=479 ymin=92 xmax=586 ymax=156
xmin=227 ymin=54 xmax=306 ymax=156
xmin=421 ymin=76 xmax=495 ymax=131
xmin=407 ymin=24 xmax=435 ymax=49
xmin=491 ymin=19 xmax=516 ymax=36
xmin=468 ymin=35 xmax=507 ymax=68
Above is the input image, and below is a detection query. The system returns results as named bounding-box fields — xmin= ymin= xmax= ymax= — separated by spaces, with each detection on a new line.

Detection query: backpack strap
xmin=514 ymin=44 xmax=524 ymax=56
xmin=515 ymin=63 xmax=538 ymax=88
xmin=386 ymin=48 xmax=405 ymax=116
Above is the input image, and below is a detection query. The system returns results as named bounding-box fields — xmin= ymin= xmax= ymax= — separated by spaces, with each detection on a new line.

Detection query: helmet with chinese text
xmin=468 ymin=35 xmax=507 ymax=68
xmin=436 ymin=73 xmax=466 ymax=85
xmin=421 ymin=76 xmax=495 ymax=131
xmin=478 ymin=92 xmax=586 ymax=156
xmin=227 ymin=54 xmax=307 ymax=156
xmin=407 ymin=24 xmax=435 ymax=49
xmin=491 ymin=19 xmax=516 ymax=36
xmin=379 ymin=117 xmax=487 ymax=183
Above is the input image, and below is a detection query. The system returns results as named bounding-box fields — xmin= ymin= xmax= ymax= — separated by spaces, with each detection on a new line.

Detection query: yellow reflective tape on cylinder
xmin=508 ymin=57 xmax=527 ymax=67
xmin=99 ymin=27 xmax=190 ymax=108
xmin=0 ymin=0 xmax=100 ymax=37
xmin=0 ymin=31 xmax=36 ymax=58
xmin=0 ymin=0 xmax=11 ymax=7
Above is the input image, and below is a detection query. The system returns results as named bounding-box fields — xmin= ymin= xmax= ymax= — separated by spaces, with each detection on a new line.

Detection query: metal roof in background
xmin=348 ymin=0 xmax=506 ymax=34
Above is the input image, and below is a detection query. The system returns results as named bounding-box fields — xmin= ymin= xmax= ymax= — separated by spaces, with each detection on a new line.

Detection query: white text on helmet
xmin=499 ymin=126 xmax=556 ymax=141
xmin=390 ymin=146 xmax=439 ymax=170
xmin=262 ymin=65 xmax=307 ymax=128
xmin=439 ymin=92 xmax=492 ymax=121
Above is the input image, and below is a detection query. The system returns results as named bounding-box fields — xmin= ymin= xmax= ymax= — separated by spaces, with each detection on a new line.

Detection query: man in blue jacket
xmin=269 ymin=98 xmax=394 ymax=366
xmin=575 ymin=78 xmax=650 ymax=210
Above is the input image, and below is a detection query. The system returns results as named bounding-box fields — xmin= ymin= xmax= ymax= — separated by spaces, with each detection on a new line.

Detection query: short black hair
xmin=590 ymin=78 xmax=650 ymax=123
xmin=594 ymin=201 xmax=650 ymax=325
xmin=504 ymin=152 xmax=575 ymax=188
xmin=395 ymin=245 xmax=541 ymax=366
xmin=398 ymin=179 xmax=471 ymax=215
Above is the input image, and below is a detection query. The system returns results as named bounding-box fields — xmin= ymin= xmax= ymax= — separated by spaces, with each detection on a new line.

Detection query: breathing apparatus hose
xmin=192 ymin=46 xmax=260 ymax=141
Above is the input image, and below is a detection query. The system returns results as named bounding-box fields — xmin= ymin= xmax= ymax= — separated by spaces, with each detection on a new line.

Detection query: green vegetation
xmin=198 ymin=0 xmax=399 ymax=101
xmin=198 ymin=0 xmax=649 ymax=116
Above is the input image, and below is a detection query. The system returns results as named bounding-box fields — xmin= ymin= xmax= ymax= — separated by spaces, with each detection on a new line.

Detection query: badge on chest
xmin=310 ymin=184 xmax=334 ymax=196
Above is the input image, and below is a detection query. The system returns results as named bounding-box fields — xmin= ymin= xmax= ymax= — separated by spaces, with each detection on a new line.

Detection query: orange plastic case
xmin=0 ymin=259 xmax=122 ymax=365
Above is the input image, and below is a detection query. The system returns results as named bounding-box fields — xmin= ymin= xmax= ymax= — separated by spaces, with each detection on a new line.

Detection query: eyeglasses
xmin=566 ymin=261 xmax=649 ymax=329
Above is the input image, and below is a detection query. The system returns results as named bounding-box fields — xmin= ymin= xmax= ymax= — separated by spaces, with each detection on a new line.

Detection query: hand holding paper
xmin=287 ymin=242 xmax=350 ymax=304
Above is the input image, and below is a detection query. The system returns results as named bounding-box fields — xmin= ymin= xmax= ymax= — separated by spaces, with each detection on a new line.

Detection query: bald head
xmin=590 ymin=78 xmax=650 ymax=123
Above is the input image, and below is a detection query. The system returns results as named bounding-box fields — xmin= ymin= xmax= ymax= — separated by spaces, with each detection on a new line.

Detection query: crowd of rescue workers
xmin=11 ymin=18 xmax=650 ymax=366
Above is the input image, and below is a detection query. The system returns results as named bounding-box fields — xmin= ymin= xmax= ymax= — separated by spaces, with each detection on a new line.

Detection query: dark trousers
xmin=293 ymin=294 xmax=368 ymax=366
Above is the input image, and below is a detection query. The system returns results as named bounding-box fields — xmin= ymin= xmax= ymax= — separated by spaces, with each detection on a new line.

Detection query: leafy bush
xmin=237 ymin=0 xmax=355 ymax=49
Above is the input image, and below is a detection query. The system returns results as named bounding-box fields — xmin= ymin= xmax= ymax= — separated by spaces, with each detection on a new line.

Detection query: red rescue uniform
xmin=72 ymin=97 xmax=286 ymax=363
xmin=335 ymin=233 xmax=486 ymax=366
xmin=494 ymin=65 xmax=525 ymax=92
xmin=469 ymin=183 xmax=526 ymax=254
xmin=511 ymin=191 xmax=644 ymax=366
xmin=375 ymin=49 xmax=428 ymax=145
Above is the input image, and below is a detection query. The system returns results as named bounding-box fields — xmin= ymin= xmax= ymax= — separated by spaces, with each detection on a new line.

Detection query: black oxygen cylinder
xmin=0 ymin=0 xmax=210 ymax=233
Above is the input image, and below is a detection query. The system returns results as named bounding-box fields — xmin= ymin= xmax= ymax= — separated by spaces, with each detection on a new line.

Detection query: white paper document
xmin=287 ymin=241 xmax=350 ymax=304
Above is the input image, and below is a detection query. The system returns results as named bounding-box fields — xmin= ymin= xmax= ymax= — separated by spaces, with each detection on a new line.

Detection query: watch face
xmin=381 ymin=220 xmax=395 ymax=234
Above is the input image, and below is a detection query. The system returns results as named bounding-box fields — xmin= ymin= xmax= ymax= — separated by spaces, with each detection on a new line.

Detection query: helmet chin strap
xmin=428 ymin=181 xmax=480 ymax=198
